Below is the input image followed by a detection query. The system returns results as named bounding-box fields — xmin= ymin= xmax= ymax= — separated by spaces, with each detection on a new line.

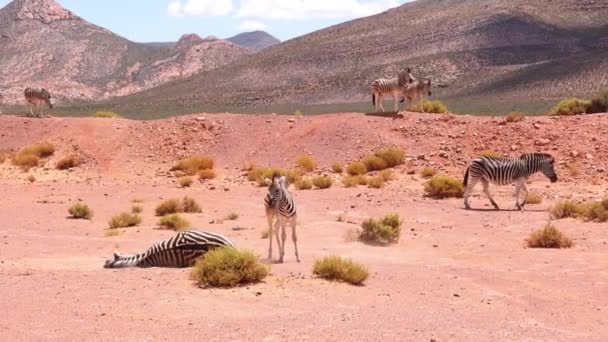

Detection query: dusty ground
xmin=0 ymin=112 xmax=607 ymax=341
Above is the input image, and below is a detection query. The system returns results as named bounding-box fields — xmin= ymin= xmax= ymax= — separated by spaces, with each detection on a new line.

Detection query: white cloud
xmin=238 ymin=20 xmax=269 ymax=31
xmin=237 ymin=0 xmax=399 ymax=20
xmin=168 ymin=0 xmax=234 ymax=17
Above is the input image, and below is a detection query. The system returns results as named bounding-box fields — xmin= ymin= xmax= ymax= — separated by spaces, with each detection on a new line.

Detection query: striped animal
xmin=463 ymin=153 xmax=558 ymax=210
xmin=24 ymin=87 xmax=52 ymax=117
xmin=371 ymin=67 xmax=414 ymax=113
xmin=402 ymin=78 xmax=433 ymax=111
xmin=264 ymin=173 xmax=299 ymax=263
xmin=103 ymin=230 xmax=235 ymax=268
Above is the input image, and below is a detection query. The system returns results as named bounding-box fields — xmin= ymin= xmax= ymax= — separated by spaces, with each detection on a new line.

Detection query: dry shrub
xmin=424 ymin=176 xmax=465 ymax=199
xmin=12 ymin=142 xmax=55 ymax=171
xmin=198 ymin=169 xmax=217 ymax=180
xmin=587 ymin=89 xmax=608 ymax=114
xmin=68 ymin=203 xmax=93 ymax=220
xmin=362 ymin=155 xmax=388 ymax=172
xmin=479 ymin=150 xmax=501 ymax=158
xmin=378 ymin=170 xmax=393 ymax=182
xmin=368 ymin=176 xmax=385 ymax=189
xmin=27 ymin=174 xmax=36 ymax=183
xmin=182 ymin=196 xmax=202 ymax=213
xmin=359 ymin=213 xmax=402 ymax=245
xmin=549 ymin=200 xmax=581 ymax=220
xmin=524 ymin=192 xmax=543 ymax=205
xmin=105 ymin=229 xmax=120 ymax=237
xmin=191 ymin=248 xmax=268 ymax=288
xmin=171 ymin=155 xmax=214 ymax=176
xmin=374 ymin=147 xmax=405 ymax=167
xmin=346 ymin=162 xmax=367 ymax=176
xmin=108 ymin=212 xmax=142 ymax=229
xmin=294 ymin=178 xmax=313 ymax=190
xmin=0 ymin=150 xmax=13 ymax=164
xmin=551 ymin=97 xmax=591 ymax=116
xmin=420 ymin=166 xmax=436 ymax=178
xmin=225 ymin=212 xmax=239 ymax=221
xmin=179 ymin=176 xmax=193 ymax=188
xmin=409 ymin=100 xmax=449 ymax=114
xmin=21 ymin=142 xmax=55 ymax=158
xmin=526 ymin=224 xmax=573 ymax=248
xmin=56 ymin=155 xmax=81 ymax=170
xmin=576 ymin=199 xmax=608 ymax=222
xmin=505 ymin=112 xmax=525 ymax=123
xmin=295 ymin=155 xmax=317 ymax=172
xmin=312 ymin=255 xmax=369 ymax=285
xmin=331 ymin=163 xmax=343 ymax=174
xmin=342 ymin=175 xmax=368 ymax=187
xmin=248 ymin=167 xmax=301 ymax=186
xmin=155 ymin=198 xmax=182 ymax=216
xmin=158 ymin=214 xmax=191 ymax=231
xmin=94 ymin=111 xmax=118 ymax=118
xmin=12 ymin=153 xmax=40 ymax=171
xmin=312 ymin=175 xmax=332 ymax=189
xmin=131 ymin=204 xmax=143 ymax=214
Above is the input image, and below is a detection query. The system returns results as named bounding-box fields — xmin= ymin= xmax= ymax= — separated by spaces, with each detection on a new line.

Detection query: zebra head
xmin=398 ymin=67 xmax=414 ymax=86
xmin=521 ymin=153 xmax=558 ymax=183
xmin=265 ymin=173 xmax=288 ymax=204
xmin=103 ymin=251 xmax=122 ymax=268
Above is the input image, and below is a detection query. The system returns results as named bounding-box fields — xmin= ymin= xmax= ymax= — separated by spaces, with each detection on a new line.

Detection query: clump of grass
xmin=108 ymin=212 xmax=142 ymax=229
xmin=587 ymin=89 xmax=608 ymax=114
xmin=191 ymin=248 xmax=268 ymax=288
xmin=424 ymin=176 xmax=465 ymax=199
xmin=131 ymin=204 xmax=143 ymax=214
xmin=342 ymin=175 xmax=368 ymax=187
xmin=576 ymin=199 xmax=608 ymax=222
xmin=11 ymin=142 xmax=55 ymax=171
xmin=179 ymin=176 xmax=193 ymax=188
xmin=56 ymin=155 xmax=81 ymax=170
xmin=374 ymin=147 xmax=405 ymax=167
xmin=155 ymin=198 xmax=182 ymax=216
xmin=27 ymin=174 xmax=36 ymax=183
xmin=479 ymin=150 xmax=501 ymax=158
xmin=379 ymin=169 xmax=394 ymax=181
xmin=312 ymin=255 xmax=369 ymax=285
xmin=295 ymin=155 xmax=317 ymax=172
xmin=526 ymin=224 xmax=573 ymax=248
xmin=171 ymin=155 xmax=214 ymax=176
xmin=331 ymin=163 xmax=343 ymax=174
xmin=198 ymin=169 xmax=217 ymax=180
xmin=94 ymin=111 xmax=118 ymax=118
xmin=312 ymin=175 xmax=332 ymax=189
xmin=21 ymin=142 xmax=55 ymax=158
xmin=549 ymin=200 xmax=581 ymax=220
xmin=551 ymin=97 xmax=591 ymax=116
xmin=359 ymin=213 xmax=402 ymax=245
xmin=0 ymin=150 xmax=11 ymax=164
xmin=225 ymin=212 xmax=239 ymax=221
xmin=368 ymin=176 xmax=385 ymax=189
xmin=182 ymin=196 xmax=202 ymax=213
xmin=420 ymin=166 xmax=436 ymax=178
xmin=505 ymin=112 xmax=525 ymax=123
xmin=248 ymin=166 xmax=301 ymax=186
xmin=362 ymin=155 xmax=388 ymax=172
xmin=409 ymin=100 xmax=448 ymax=114
xmin=524 ymin=192 xmax=543 ymax=205
xmin=294 ymin=178 xmax=313 ymax=190
xmin=346 ymin=162 xmax=367 ymax=176
xmin=105 ymin=229 xmax=120 ymax=237
xmin=68 ymin=203 xmax=93 ymax=220
xmin=12 ymin=153 xmax=39 ymax=171
xmin=158 ymin=214 xmax=191 ymax=231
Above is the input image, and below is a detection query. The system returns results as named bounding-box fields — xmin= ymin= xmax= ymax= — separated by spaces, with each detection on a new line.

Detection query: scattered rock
xmin=535 ymin=138 xmax=551 ymax=146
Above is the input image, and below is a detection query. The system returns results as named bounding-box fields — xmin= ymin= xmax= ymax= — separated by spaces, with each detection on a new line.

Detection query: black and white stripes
xmin=264 ymin=173 xmax=299 ymax=263
xmin=371 ymin=67 xmax=414 ymax=113
xmin=463 ymin=153 xmax=558 ymax=210
xmin=24 ymin=87 xmax=53 ymax=117
xmin=103 ymin=230 xmax=235 ymax=268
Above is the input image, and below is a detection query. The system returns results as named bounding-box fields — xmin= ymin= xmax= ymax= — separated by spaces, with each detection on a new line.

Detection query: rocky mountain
xmin=0 ymin=0 xmax=249 ymax=103
xmin=114 ymin=0 xmax=608 ymax=113
xmin=227 ymin=31 xmax=280 ymax=51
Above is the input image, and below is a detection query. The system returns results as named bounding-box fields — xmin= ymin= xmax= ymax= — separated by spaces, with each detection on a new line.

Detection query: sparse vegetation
xmin=56 ymin=155 xmax=81 ymax=170
xmin=68 ymin=203 xmax=93 ymax=220
xmin=587 ymin=89 xmax=608 ymax=114
xmin=379 ymin=169 xmax=394 ymax=182
xmin=247 ymin=166 xmax=301 ymax=186
xmin=155 ymin=197 xmax=202 ymax=216
xmin=424 ymin=175 xmax=465 ymax=199
xmin=21 ymin=142 xmax=55 ymax=158
xmin=294 ymin=178 xmax=313 ymax=190
xmin=359 ymin=213 xmax=402 ymax=245
xmin=225 ymin=212 xmax=239 ymax=221
xmin=94 ymin=111 xmax=119 ymax=118
xmin=171 ymin=155 xmax=214 ymax=176
xmin=295 ymin=155 xmax=317 ymax=172
xmin=479 ymin=150 xmax=501 ymax=158
xmin=374 ymin=147 xmax=405 ymax=167
xmin=11 ymin=153 xmax=40 ymax=171
xmin=11 ymin=142 xmax=55 ymax=171
xmin=182 ymin=196 xmax=202 ymax=213
xmin=179 ymin=176 xmax=193 ymax=188
xmin=505 ymin=112 xmax=525 ymax=123
xmin=342 ymin=175 xmax=368 ymax=187
xmin=551 ymin=97 xmax=592 ymax=116
xmin=158 ymin=214 xmax=191 ymax=231
xmin=108 ymin=212 xmax=142 ymax=229
xmin=27 ymin=174 xmax=36 ymax=183
xmin=346 ymin=162 xmax=367 ymax=176
xmin=198 ymin=169 xmax=217 ymax=180
xmin=420 ymin=166 xmax=436 ymax=178
xmin=312 ymin=175 xmax=333 ymax=189
xmin=105 ymin=229 xmax=120 ymax=237
xmin=331 ymin=163 xmax=343 ymax=174
xmin=576 ymin=198 xmax=608 ymax=223
xmin=368 ymin=176 xmax=385 ymax=189
xmin=362 ymin=155 xmax=388 ymax=172
xmin=549 ymin=200 xmax=581 ymax=220
xmin=312 ymin=255 xmax=369 ymax=285
xmin=409 ymin=100 xmax=449 ymax=114
xmin=191 ymin=248 xmax=268 ymax=288
xmin=131 ymin=204 xmax=143 ymax=214
xmin=526 ymin=224 xmax=573 ymax=248
xmin=524 ymin=192 xmax=543 ymax=205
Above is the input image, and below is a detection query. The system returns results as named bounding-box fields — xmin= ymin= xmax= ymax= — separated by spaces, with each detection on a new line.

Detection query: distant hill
xmin=113 ymin=0 xmax=608 ymax=115
xmin=227 ymin=31 xmax=280 ymax=51
xmin=0 ymin=0 xmax=249 ymax=103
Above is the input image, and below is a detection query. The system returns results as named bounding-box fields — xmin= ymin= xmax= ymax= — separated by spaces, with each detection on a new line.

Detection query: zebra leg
xmin=482 ymin=180 xmax=500 ymax=210
xmin=28 ymin=105 xmax=34 ymax=117
xmin=378 ymin=95 xmax=385 ymax=112
xmin=514 ymin=179 xmax=527 ymax=210
xmin=278 ymin=221 xmax=287 ymax=263
xmin=274 ymin=218 xmax=282 ymax=255
xmin=266 ymin=208 xmax=275 ymax=260
xmin=290 ymin=218 xmax=300 ymax=263
xmin=393 ymin=94 xmax=399 ymax=113
xmin=463 ymin=176 xmax=476 ymax=210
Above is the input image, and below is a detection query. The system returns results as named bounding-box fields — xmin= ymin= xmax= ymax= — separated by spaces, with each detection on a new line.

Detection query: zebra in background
xmin=401 ymin=78 xmax=433 ymax=111
xmin=463 ymin=153 xmax=558 ymax=210
xmin=0 ymin=92 xmax=4 ymax=114
xmin=264 ymin=173 xmax=299 ymax=263
xmin=24 ymin=87 xmax=53 ymax=118
xmin=103 ymin=230 xmax=235 ymax=268
xmin=371 ymin=67 xmax=414 ymax=113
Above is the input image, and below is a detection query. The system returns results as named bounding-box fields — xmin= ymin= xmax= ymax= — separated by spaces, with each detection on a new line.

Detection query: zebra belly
xmin=138 ymin=247 xmax=207 ymax=268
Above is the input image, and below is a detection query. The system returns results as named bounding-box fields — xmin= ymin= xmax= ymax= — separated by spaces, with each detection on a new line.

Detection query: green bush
xmin=68 ymin=203 xmax=93 ymax=220
xmin=158 ymin=214 xmax=191 ymax=231
xmin=424 ymin=176 xmax=465 ymax=199
xmin=313 ymin=255 xmax=369 ymax=285
xmin=526 ymin=224 xmax=573 ymax=248
xmin=312 ymin=176 xmax=333 ymax=189
xmin=550 ymin=97 xmax=591 ymax=116
xmin=108 ymin=212 xmax=142 ymax=229
xmin=359 ymin=213 xmax=402 ymax=245
xmin=191 ymin=248 xmax=268 ymax=288
xmin=409 ymin=100 xmax=448 ymax=114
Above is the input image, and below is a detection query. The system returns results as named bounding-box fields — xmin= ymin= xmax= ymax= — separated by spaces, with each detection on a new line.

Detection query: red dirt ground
xmin=0 ymin=112 xmax=607 ymax=341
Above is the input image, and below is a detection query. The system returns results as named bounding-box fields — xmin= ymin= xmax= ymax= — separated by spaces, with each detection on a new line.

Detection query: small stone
xmin=535 ymin=138 xmax=551 ymax=146
xmin=288 ymin=118 xmax=295 ymax=123
xmin=511 ymin=145 xmax=518 ymax=151
xmin=407 ymin=170 xmax=416 ymax=175
xmin=533 ymin=123 xmax=541 ymax=129
xmin=196 ymin=117 xmax=206 ymax=121
xmin=417 ymin=154 xmax=426 ymax=160
xmin=586 ymin=154 xmax=593 ymax=160
xmin=570 ymin=151 xmax=579 ymax=158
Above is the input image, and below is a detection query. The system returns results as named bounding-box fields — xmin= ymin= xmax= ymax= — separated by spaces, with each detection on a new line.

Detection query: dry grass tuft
xmin=505 ymin=112 xmax=525 ymax=123
xmin=68 ymin=203 xmax=93 ymax=220
xmin=374 ymin=147 xmax=405 ymax=167
xmin=225 ymin=212 xmax=239 ymax=221
xmin=155 ymin=198 xmax=182 ymax=216
xmin=105 ymin=229 xmax=121 ymax=237
xmin=367 ymin=176 xmax=385 ymax=189
xmin=359 ymin=213 xmax=402 ymax=245
xmin=313 ymin=255 xmax=369 ymax=285
xmin=294 ymin=178 xmax=313 ymax=190
xmin=21 ymin=142 xmax=55 ymax=158
xmin=56 ymin=155 xmax=81 ymax=170
xmin=0 ymin=150 xmax=12 ymax=164
xmin=551 ymin=97 xmax=591 ymax=116
xmin=198 ymin=169 xmax=217 ymax=180
xmin=526 ymin=224 xmax=573 ymax=248
xmin=524 ymin=192 xmax=543 ymax=205
xmin=424 ymin=176 xmax=465 ymax=199
xmin=409 ymin=100 xmax=449 ymax=114
xmin=576 ymin=199 xmax=608 ymax=222
xmin=131 ymin=204 xmax=143 ymax=214
xmin=12 ymin=142 xmax=55 ymax=171
xmin=108 ymin=212 xmax=142 ymax=229
xmin=331 ymin=163 xmax=343 ymax=174
xmin=420 ymin=166 xmax=436 ymax=178
xmin=312 ymin=175 xmax=333 ymax=189
xmin=158 ymin=214 xmax=191 ymax=231
xmin=549 ymin=200 xmax=581 ymax=220
xmin=27 ymin=174 xmax=36 ymax=183
xmin=342 ymin=175 xmax=368 ymax=187
xmin=346 ymin=162 xmax=367 ymax=176
xmin=362 ymin=155 xmax=388 ymax=172
xmin=171 ymin=155 xmax=214 ymax=176
xmin=295 ymin=155 xmax=317 ymax=172
xmin=179 ymin=176 xmax=193 ymax=188
xmin=479 ymin=150 xmax=501 ymax=158
xmin=379 ymin=169 xmax=394 ymax=181
xmin=191 ymin=248 xmax=268 ymax=288
xmin=94 ymin=111 xmax=119 ymax=118
xmin=182 ymin=196 xmax=202 ymax=213
xmin=12 ymin=153 xmax=40 ymax=171
xmin=248 ymin=167 xmax=301 ymax=186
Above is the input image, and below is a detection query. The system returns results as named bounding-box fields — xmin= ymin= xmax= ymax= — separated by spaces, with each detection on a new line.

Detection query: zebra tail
xmin=463 ymin=167 xmax=469 ymax=187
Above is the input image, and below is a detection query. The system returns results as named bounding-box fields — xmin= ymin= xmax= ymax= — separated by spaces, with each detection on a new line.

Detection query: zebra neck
xmin=113 ymin=252 xmax=147 ymax=268
xmin=523 ymin=160 xmax=542 ymax=177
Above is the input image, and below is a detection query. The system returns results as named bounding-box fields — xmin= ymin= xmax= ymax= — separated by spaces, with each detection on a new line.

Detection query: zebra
xmin=0 ymin=92 xmax=4 ymax=114
xmin=371 ymin=67 xmax=414 ymax=113
xmin=401 ymin=78 xmax=433 ymax=111
xmin=463 ymin=153 xmax=558 ymax=210
xmin=24 ymin=87 xmax=53 ymax=118
xmin=264 ymin=173 xmax=299 ymax=263
xmin=103 ymin=230 xmax=235 ymax=268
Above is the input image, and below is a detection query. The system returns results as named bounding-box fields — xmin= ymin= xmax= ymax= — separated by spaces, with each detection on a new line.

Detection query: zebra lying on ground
xmin=265 ymin=173 xmax=299 ymax=263
xmin=463 ymin=153 xmax=558 ymax=210
xmin=371 ymin=67 xmax=414 ymax=113
xmin=103 ymin=230 xmax=235 ymax=268
xmin=24 ymin=87 xmax=52 ymax=118
xmin=401 ymin=78 xmax=433 ymax=111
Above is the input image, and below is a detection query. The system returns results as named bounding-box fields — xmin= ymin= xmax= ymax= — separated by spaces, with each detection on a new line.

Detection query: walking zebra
xmin=402 ymin=78 xmax=433 ymax=111
xmin=103 ymin=230 xmax=235 ymax=268
xmin=463 ymin=153 xmax=558 ymax=210
xmin=264 ymin=173 xmax=299 ymax=263
xmin=24 ymin=87 xmax=52 ymax=118
xmin=371 ymin=67 xmax=414 ymax=113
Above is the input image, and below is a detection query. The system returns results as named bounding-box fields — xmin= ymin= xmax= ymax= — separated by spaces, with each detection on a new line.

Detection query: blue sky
xmin=0 ymin=0 xmax=410 ymax=42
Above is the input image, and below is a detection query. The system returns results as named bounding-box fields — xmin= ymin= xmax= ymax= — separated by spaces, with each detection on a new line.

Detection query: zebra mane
xmin=520 ymin=153 xmax=553 ymax=161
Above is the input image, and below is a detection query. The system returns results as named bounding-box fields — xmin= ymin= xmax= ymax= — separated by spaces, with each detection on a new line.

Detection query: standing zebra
xmin=103 ymin=230 xmax=235 ymax=268
xmin=24 ymin=87 xmax=53 ymax=118
xmin=401 ymin=78 xmax=433 ymax=111
xmin=264 ymin=173 xmax=299 ymax=263
xmin=371 ymin=67 xmax=414 ymax=113
xmin=463 ymin=153 xmax=558 ymax=210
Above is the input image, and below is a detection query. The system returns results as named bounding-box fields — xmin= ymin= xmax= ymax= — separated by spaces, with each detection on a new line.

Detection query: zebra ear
xmin=264 ymin=178 xmax=272 ymax=186
xmin=113 ymin=251 xmax=121 ymax=259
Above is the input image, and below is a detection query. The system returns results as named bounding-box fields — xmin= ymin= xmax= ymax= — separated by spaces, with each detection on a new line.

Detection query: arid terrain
xmin=0 ymin=112 xmax=607 ymax=341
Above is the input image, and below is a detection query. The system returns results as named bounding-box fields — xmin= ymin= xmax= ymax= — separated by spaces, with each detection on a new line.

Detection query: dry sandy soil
xmin=0 ymin=112 xmax=607 ymax=341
